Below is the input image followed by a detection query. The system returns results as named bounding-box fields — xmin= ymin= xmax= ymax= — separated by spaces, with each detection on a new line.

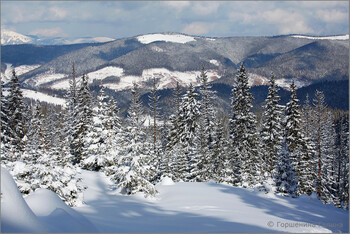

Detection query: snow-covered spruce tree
xmin=311 ymin=90 xmax=338 ymax=204
xmin=64 ymin=63 xmax=79 ymax=164
xmin=285 ymin=80 xmax=314 ymax=196
xmin=321 ymin=111 xmax=340 ymax=206
xmin=274 ymin=138 xmax=298 ymax=197
xmin=229 ymin=64 xmax=262 ymax=188
xmin=165 ymin=114 xmax=183 ymax=181
xmin=197 ymin=65 xmax=217 ymax=181
xmin=177 ymin=83 xmax=202 ymax=182
xmin=116 ymin=83 xmax=157 ymax=196
xmin=82 ymin=84 xmax=114 ymax=171
xmin=163 ymin=82 xmax=183 ymax=181
xmin=336 ymin=113 xmax=349 ymax=209
xmin=0 ymin=77 xmax=11 ymax=158
xmin=72 ymin=74 xmax=93 ymax=164
xmin=6 ymin=69 xmax=28 ymax=155
xmin=148 ymin=77 xmax=163 ymax=181
xmin=211 ymin=116 xmax=230 ymax=183
xmin=27 ymin=102 xmax=46 ymax=162
xmin=301 ymin=94 xmax=313 ymax=139
xmin=48 ymin=108 xmax=68 ymax=165
xmin=260 ymin=73 xmax=284 ymax=178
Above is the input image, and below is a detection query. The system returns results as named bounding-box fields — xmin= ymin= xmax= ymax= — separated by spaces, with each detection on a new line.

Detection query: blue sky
xmin=1 ymin=1 xmax=349 ymax=39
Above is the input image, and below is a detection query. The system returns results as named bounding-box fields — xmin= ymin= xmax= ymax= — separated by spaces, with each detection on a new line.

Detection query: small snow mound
xmin=160 ymin=176 xmax=175 ymax=186
xmin=137 ymin=33 xmax=196 ymax=44
xmin=25 ymin=188 xmax=98 ymax=232
xmin=1 ymin=167 xmax=50 ymax=233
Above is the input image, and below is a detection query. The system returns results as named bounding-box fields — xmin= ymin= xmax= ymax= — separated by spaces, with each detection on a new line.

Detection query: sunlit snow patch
xmin=87 ymin=66 xmax=124 ymax=82
xmin=104 ymin=68 xmax=221 ymax=91
xmin=137 ymin=34 xmax=196 ymax=44
xmin=292 ymin=34 xmax=349 ymax=40
xmin=209 ymin=59 xmax=220 ymax=66
xmin=21 ymin=89 xmax=66 ymax=106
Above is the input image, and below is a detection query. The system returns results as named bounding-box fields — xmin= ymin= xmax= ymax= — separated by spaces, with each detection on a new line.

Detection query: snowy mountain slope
xmin=73 ymin=170 xmax=348 ymax=233
xmin=2 ymin=32 xmax=348 ymax=111
xmin=50 ymin=67 xmax=221 ymax=91
xmin=1 ymin=63 xmax=40 ymax=84
xmin=291 ymin=34 xmax=349 ymax=40
xmin=1 ymin=30 xmax=35 ymax=45
xmin=137 ymin=33 xmax=196 ymax=44
xmin=1 ymin=29 xmax=115 ymax=45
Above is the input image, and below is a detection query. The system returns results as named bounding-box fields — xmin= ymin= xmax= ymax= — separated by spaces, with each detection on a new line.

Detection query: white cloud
xmin=182 ymin=22 xmax=212 ymax=35
xmin=30 ymin=27 xmax=64 ymax=37
xmin=298 ymin=1 xmax=349 ymax=9
xmin=316 ymin=9 xmax=348 ymax=23
xmin=162 ymin=1 xmax=190 ymax=11
xmin=192 ymin=2 xmax=221 ymax=15
xmin=47 ymin=6 xmax=68 ymax=20
xmin=262 ymin=9 xmax=314 ymax=34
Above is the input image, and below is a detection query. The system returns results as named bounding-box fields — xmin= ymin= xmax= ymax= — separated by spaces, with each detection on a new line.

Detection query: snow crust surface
xmin=137 ymin=34 xmax=196 ymax=44
xmin=2 ymin=168 xmax=348 ymax=233
xmin=73 ymin=170 xmax=348 ymax=233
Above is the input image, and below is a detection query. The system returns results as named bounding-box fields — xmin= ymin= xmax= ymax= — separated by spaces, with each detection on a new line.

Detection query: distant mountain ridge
xmin=1 ymin=29 xmax=115 ymax=45
xmin=1 ymin=32 xmax=348 ymax=106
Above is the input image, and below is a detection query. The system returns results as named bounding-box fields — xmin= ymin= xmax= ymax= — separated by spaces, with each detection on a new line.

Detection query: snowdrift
xmin=0 ymin=167 xmax=97 ymax=233
xmin=1 ymin=168 xmax=348 ymax=233
xmin=75 ymin=170 xmax=349 ymax=233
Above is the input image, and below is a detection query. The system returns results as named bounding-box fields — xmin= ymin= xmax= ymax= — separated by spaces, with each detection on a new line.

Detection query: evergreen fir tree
xmin=83 ymin=84 xmax=113 ymax=171
xmin=64 ymin=63 xmax=79 ymax=163
xmin=0 ymin=77 xmax=11 ymax=158
xmin=260 ymin=73 xmax=284 ymax=177
xmin=6 ymin=69 xmax=28 ymax=154
xmin=229 ymin=64 xmax=262 ymax=187
xmin=178 ymin=83 xmax=201 ymax=181
xmin=197 ymin=65 xmax=217 ymax=181
xmin=148 ymin=77 xmax=162 ymax=180
xmin=275 ymin=138 xmax=298 ymax=197
xmin=285 ymin=80 xmax=314 ymax=195
xmin=116 ymin=83 xmax=157 ymax=196
xmin=72 ymin=74 xmax=93 ymax=164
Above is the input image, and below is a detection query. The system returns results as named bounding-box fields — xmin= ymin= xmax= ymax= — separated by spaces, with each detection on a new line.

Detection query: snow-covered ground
xmin=2 ymin=167 xmax=347 ymax=233
xmin=291 ymin=34 xmax=349 ymax=40
xmin=2 ymin=88 xmax=66 ymax=106
xmin=104 ymin=68 xmax=221 ymax=91
xmin=1 ymin=63 xmax=40 ymax=84
xmin=137 ymin=34 xmax=196 ymax=44
xmin=1 ymin=167 xmax=97 ymax=233
xmin=21 ymin=89 xmax=66 ymax=106
xmin=25 ymin=72 xmax=67 ymax=87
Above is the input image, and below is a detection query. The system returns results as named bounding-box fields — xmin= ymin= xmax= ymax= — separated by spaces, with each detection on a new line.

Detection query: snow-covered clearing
xmin=105 ymin=68 xmax=221 ymax=91
xmin=2 ymin=167 xmax=348 ymax=233
xmin=292 ymin=34 xmax=349 ymax=40
xmin=87 ymin=66 xmax=124 ymax=82
xmin=137 ymin=34 xmax=196 ymax=44
xmin=21 ymin=89 xmax=66 ymax=106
